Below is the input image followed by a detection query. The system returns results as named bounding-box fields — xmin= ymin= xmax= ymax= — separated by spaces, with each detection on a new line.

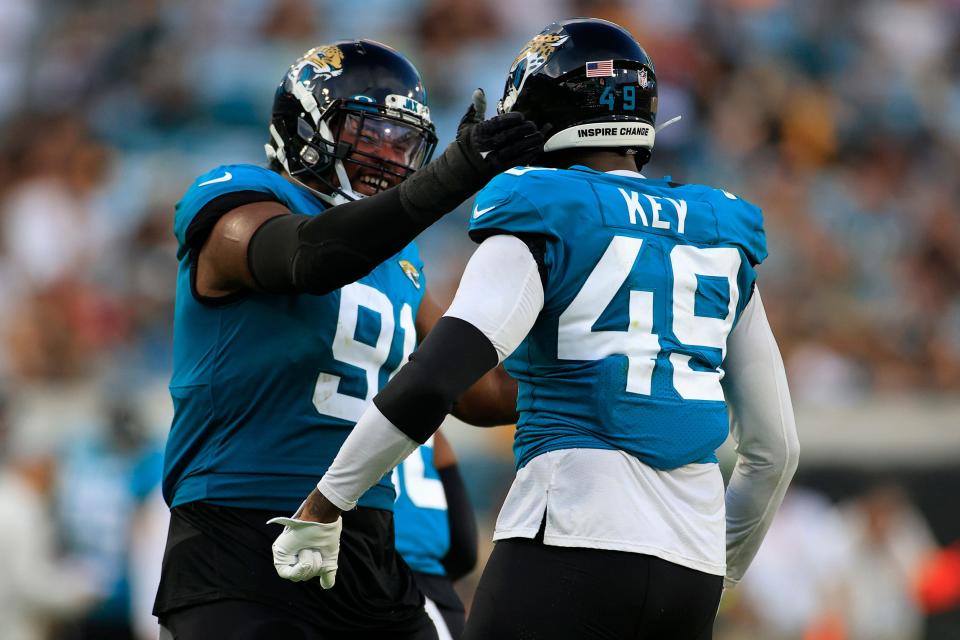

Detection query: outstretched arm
xmin=721 ymin=289 xmax=800 ymax=589
xmin=191 ymin=93 xmax=542 ymax=299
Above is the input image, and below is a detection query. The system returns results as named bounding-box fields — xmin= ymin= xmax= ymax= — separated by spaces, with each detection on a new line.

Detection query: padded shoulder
xmin=174 ymin=164 xmax=288 ymax=251
xmin=713 ymin=188 xmax=766 ymax=266
xmin=467 ymin=167 xmax=562 ymax=242
xmin=678 ymin=184 xmax=766 ymax=266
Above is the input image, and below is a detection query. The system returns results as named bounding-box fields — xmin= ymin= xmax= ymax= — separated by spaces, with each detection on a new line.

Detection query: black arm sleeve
xmin=247 ymin=113 xmax=543 ymax=295
xmin=438 ymin=464 xmax=478 ymax=581
xmin=247 ymin=187 xmax=435 ymax=295
xmin=373 ymin=316 xmax=499 ymax=444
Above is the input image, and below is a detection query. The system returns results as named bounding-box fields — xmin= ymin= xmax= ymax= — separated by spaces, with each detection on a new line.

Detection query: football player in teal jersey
xmin=154 ymin=40 xmax=538 ymax=640
xmin=274 ymin=19 xmax=800 ymax=640
xmin=393 ymin=431 xmax=477 ymax=639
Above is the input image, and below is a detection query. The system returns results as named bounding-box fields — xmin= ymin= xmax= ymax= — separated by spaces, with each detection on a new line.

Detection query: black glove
xmin=455 ymin=88 xmax=543 ymax=178
xmin=398 ymin=89 xmax=544 ymax=225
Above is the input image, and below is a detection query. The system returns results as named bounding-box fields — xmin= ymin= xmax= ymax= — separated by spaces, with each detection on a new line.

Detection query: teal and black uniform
xmin=462 ymin=165 xmax=766 ymax=640
xmin=468 ymin=165 xmax=765 ymax=473
xmin=165 ymin=163 xmax=425 ymax=512
xmin=154 ymin=163 xmax=433 ymax=635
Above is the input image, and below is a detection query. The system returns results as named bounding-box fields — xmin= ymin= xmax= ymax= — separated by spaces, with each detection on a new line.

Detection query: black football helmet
xmin=266 ymin=40 xmax=438 ymax=204
xmin=498 ymin=18 xmax=658 ymax=167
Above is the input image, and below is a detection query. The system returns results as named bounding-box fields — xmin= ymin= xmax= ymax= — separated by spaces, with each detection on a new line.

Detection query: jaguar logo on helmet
xmin=499 ymin=32 xmax=570 ymax=114
xmin=289 ymin=45 xmax=345 ymax=89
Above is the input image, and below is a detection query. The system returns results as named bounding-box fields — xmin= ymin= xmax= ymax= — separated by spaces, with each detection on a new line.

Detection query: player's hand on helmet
xmin=456 ymin=88 xmax=544 ymax=176
xmin=397 ymin=88 xmax=544 ymax=223
xmin=268 ymin=514 xmax=342 ymax=588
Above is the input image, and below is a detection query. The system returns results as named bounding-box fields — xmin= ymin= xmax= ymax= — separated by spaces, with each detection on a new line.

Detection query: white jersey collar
xmin=607 ymin=169 xmax=646 ymax=179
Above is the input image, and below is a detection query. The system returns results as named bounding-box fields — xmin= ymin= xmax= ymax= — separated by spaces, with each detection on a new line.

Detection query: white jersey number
xmin=392 ymin=437 xmax=448 ymax=510
xmin=557 ymin=236 xmax=740 ymax=400
xmin=312 ymin=282 xmax=416 ymax=422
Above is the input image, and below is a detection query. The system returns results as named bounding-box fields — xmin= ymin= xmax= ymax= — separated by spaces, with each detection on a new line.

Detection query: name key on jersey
xmin=618 ymin=188 xmax=688 ymax=234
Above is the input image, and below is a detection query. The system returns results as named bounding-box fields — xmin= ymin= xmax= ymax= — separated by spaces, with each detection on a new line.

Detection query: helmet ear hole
xmin=296 ymin=117 xmax=315 ymax=141
xmin=300 ymin=146 xmax=320 ymax=165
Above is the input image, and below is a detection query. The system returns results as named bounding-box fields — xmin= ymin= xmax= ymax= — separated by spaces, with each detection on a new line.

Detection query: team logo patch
xmin=499 ymin=31 xmax=570 ymax=113
xmin=398 ymin=260 xmax=421 ymax=289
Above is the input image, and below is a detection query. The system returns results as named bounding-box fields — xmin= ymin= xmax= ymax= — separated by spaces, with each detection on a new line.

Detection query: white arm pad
xmin=444 ymin=234 xmax=545 ymax=363
xmin=721 ymin=290 xmax=800 ymax=588
xmin=317 ymin=404 xmax=419 ymax=511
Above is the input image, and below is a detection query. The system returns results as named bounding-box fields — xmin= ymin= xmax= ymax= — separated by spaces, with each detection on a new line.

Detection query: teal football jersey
xmin=392 ymin=437 xmax=449 ymax=576
xmin=469 ymin=166 xmax=766 ymax=471
xmin=165 ymin=164 xmax=425 ymax=512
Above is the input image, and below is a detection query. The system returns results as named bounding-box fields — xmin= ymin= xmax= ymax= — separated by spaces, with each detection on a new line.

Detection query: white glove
xmin=267 ymin=515 xmax=342 ymax=588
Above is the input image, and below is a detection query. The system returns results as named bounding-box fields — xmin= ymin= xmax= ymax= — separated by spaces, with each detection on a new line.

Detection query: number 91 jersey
xmin=469 ymin=166 xmax=767 ymax=471
xmin=165 ymin=164 xmax=425 ymax=513
xmin=392 ymin=437 xmax=450 ymax=576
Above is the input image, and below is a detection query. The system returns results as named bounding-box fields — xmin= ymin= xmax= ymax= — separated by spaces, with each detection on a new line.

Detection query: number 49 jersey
xmin=469 ymin=166 xmax=767 ymax=471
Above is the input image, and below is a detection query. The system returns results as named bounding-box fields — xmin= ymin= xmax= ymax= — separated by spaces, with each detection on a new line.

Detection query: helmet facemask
xmin=269 ymin=99 xmax=437 ymax=204
xmin=329 ymin=107 xmax=435 ymax=197
xmin=265 ymin=40 xmax=438 ymax=205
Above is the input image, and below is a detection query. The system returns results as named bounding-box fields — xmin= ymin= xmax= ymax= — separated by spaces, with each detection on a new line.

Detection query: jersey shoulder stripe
xmin=174 ymin=164 xmax=291 ymax=255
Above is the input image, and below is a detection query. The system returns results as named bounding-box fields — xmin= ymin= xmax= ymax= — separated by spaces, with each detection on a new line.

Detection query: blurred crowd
xmin=721 ymin=484 xmax=950 ymax=640
xmin=0 ymin=0 xmax=958 ymax=638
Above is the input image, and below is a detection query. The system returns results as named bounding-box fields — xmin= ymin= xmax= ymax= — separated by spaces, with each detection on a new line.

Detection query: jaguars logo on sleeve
xmin=398 ymin=259 xmax=421 ymax=289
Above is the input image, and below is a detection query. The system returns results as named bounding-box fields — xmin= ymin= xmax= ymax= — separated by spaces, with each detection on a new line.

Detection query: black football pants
xmin=159 ymin=598 xmax=439 ymax=640
xmin=463 ymin=536 xmax=722 ymax=640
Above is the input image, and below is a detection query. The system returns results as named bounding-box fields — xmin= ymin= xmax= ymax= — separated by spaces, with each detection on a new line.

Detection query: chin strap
xmin=265 ymin=123 xmax=363 ymax=207
xmin=319 ymin=119 xmax=362 ymax=203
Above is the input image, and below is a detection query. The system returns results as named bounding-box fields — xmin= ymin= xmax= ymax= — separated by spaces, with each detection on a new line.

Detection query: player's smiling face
xmin=338 ymin=114 xmax=427 ymax=196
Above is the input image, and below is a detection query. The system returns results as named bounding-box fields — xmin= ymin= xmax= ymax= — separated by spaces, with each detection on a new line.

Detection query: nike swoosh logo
xmin=473 ymin=205 xmax=496 ymax=219
xmin=198 ymin=171 xmax=233 ymax=187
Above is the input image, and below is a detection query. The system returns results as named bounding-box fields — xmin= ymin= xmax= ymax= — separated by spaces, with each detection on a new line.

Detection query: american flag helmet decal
xmin=585 ymin=60 xmax=615 ymax=77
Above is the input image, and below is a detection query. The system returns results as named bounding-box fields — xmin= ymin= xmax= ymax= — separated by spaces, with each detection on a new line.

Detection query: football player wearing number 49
xmin=154 ymin=40 xmax=538 ymax=640
xmin=274 ymin=19 xmax=800 ymax=640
